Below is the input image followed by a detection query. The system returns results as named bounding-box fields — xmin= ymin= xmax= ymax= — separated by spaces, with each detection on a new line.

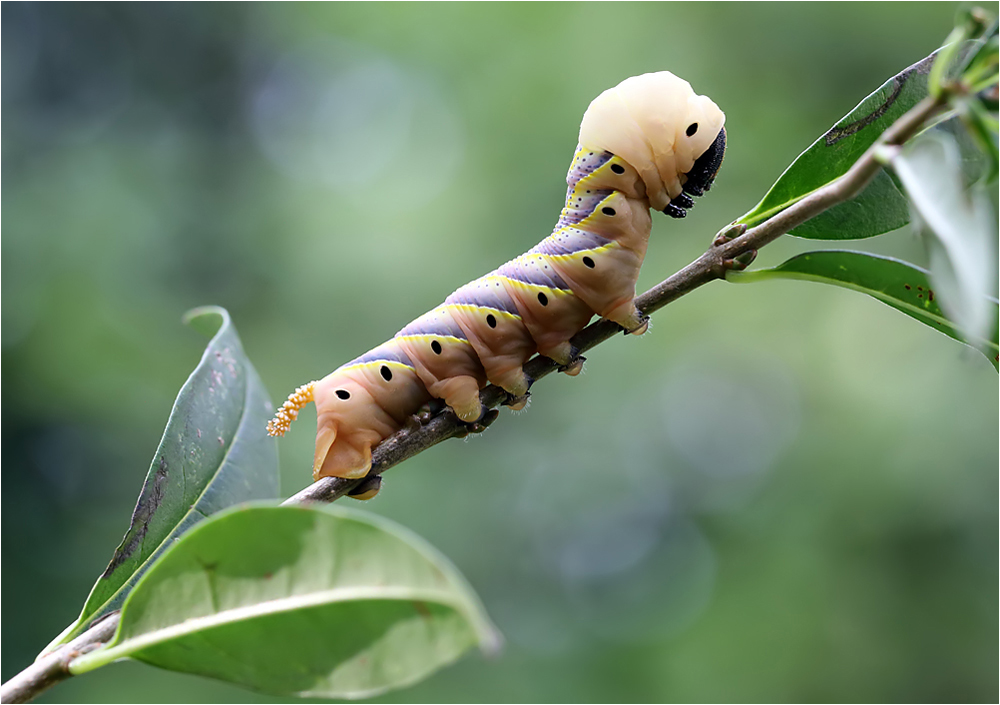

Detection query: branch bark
xmin=284 ymin=93 xmax=948 ymax=506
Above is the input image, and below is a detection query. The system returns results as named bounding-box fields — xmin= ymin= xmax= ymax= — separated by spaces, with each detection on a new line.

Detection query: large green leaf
xmin=738 ymin=53 xmax=937 ymax=239
xmin=727 ymin=250 xmax=999 ymax=369
xmin=43 ymin=307 xmax=279 ymax=653
xmin=70 ymin=505 xmax=501 ymax=700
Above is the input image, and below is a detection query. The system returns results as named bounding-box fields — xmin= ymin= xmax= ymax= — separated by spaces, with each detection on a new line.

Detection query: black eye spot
xmin=431 ymin=340 xmax=443 ymax=355
xmin=336 ymin=389 xmax=351 ymax=400
xmin=610 ymin=163 xmax=625 ymax=174
xmin=582 ymin=256 xmax=595 ymax=269
xmin=537 ymin=292 xmax=548 ymax=306
xmin=486 ymin=314 xmax=497 ymax=328
xmin=380 ymin=365 xmax=392 ymax=381
xmin=686 ymin=123 xmax=698 ymax=137
xmin=601 ymin=207 xmax=616 ymax=216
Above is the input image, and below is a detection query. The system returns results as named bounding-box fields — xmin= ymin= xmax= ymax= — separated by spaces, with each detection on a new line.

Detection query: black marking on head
xmin=336 ymin=389 xmax=351 ymax=400
xmin=537 ymin=292 xmax=549 ymax=306
xmin=663 ymin=203 xmax=687 ymax=219
xmin=486 ymin=313 xmax=497 ymax=328
xmin=582 ymin=256 xmax=595 ymax=269
xmin=380 ymin=365 xmax=392 ymax=381
xmin=610 ymin=163 xmax=625 ymax=174
xmin=601 ymin=207 xmax=616 ymax=216
xmin=431 ymin=340 xmax=443 ymax=355
xmin=686 ymin=123 xmax=698 ymax=137
xmin=682 ymin=127 xmax=726 ymax=197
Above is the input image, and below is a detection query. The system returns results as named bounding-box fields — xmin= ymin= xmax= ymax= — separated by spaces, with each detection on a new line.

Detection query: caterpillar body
xmin=268 ymin=71 xmax=726 ymax=489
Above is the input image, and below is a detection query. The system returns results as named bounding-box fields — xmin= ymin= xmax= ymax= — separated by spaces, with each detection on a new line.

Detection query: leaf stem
xmin=284 ymin=91 xmax=950 ymax=506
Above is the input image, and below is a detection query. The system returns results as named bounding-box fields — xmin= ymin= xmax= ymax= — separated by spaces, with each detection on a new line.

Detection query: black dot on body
xmin=611 ymin=164 xmax=625 ymax=174
xmin=486 ymin=314 xmax=497 ymax=328
xmin=380 ymin=365 xmax=392 ymax=381
xmin=602 ymin=207 xmax=616 ymax=216
xmin=537 ymin=292 xmax=548 ymax=306
xmin=583 ymin=256 xmax=595 ymax=269
xmin=686 ymin=123 xmax=698 ymax=136
xmin=336 ymin=389 xmax=351 ymax=400
xmin=431 ymin=340 xmax=443 ymax=355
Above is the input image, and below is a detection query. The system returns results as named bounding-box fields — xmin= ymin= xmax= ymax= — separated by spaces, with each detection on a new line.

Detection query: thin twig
xmin=0 ymin=614 xmax=120 ymax=704
xmin=284 ymin=93 xmax=948 ymax=506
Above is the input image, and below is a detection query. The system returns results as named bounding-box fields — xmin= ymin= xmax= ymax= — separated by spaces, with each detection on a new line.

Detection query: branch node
xmin=713 ymin=222 xmax=748 ymax=246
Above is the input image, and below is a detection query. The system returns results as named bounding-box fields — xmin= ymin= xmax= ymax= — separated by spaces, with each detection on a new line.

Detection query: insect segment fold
xmin=267 ymin=71 xmax=726 ymax=488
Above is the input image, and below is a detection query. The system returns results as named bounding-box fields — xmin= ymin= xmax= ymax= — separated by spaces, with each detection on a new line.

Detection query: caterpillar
xmin=268 ymin=71 xmax=726 ymax=494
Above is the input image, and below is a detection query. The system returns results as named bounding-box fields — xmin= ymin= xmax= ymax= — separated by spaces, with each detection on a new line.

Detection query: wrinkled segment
xmin=558 ymin=187 xmax=615 ymax=227
xmin=445 ymin=276 xmax=522 ymax=317
xmin=566 ymin=147 xmax=615 ymax=189
xmin=344 ymin=342 xmax=416 ymax=371
xmin=531 ymin=226 xmax=614 ymax=258
xmin=496 ymin=254 xmax=573 ymax=291
xmin=270 ymin=71 xmax=725 ymax=483
xmin=397 ymin=307 xmax=468 ymax=341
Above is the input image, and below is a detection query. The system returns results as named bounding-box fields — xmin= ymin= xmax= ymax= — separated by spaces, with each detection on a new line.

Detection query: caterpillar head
xmin=578 ymin=71 xmax=726 ymax=216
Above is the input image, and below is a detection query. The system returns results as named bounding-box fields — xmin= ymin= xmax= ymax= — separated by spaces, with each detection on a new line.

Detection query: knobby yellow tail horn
xmin=266 ymin=382 xmax=316 ymax=437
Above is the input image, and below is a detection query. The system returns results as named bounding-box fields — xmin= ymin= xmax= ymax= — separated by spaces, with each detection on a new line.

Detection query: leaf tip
xmin=182 ymin=306 xmax=231 ymax=338
xmin=477 ymin=623 xmax=505 ymax=659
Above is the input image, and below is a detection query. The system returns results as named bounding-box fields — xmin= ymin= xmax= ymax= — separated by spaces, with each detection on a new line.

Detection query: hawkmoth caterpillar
xmin=268 ymin=71 xmax=726 ymax=493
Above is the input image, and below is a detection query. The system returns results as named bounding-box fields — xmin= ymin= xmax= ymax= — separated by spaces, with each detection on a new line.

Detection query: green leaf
xmin=70 ymin=505 xmax=501 ymax=700
xmin=738 ymin=53 xmax=937 ymax=239
xmin=727 ymin=250 xmax=999 ymax=370
xmin=890 ymin=133 xmax=999 ymax=353
xmin=43 ymin=307 xmax=279 ymax=653
xmin=957 ymin=94 xmax=1000 ymax=183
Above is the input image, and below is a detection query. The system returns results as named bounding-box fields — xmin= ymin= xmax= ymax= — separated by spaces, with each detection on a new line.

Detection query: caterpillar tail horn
xmin=266 ymin=382 xmax=316 ymax=437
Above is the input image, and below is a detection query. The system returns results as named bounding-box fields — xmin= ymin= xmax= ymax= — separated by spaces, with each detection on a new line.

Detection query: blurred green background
xmin=3 ymin=3 xmax=997 ymax=702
